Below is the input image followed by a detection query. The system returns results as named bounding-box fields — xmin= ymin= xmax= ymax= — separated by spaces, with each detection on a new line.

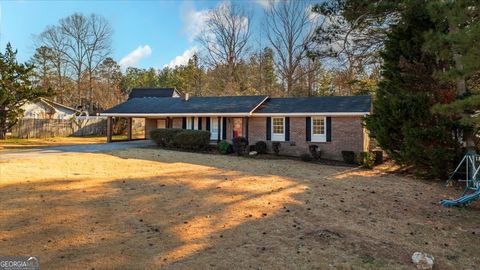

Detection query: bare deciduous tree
xmin=36 ymin=13 xmax=112 ymax=110
xmin=264 ymin=0 xmax=318 ymax=96
xmin=311 ymin=0 xmax=397 ymax=73
xmin=84 ymin=14 xmax=113 ymax=110
xmin=59 ymin=13 xmax=90 ymax=104
xmin=198 ymin=2 xmax=252 ymax=95
xmin=37 ymin=26 xmax=69 ymax=103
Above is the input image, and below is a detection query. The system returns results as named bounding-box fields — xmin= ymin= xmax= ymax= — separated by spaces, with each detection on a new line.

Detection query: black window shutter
xmin=191 ymin=117 xmax=194 ymax=129
xmin=285 ymin=117 xmax=290 ymax=141
xmin=245 ymin=117 xmax=249 ymax=141
xmin=306 ymin=117 xmax=311 ymax=141
xmin=206 ymin=117 xmax=211 ymax=131
xmin=198 ymin=117 xmax=202 ymax=130
xmin=182 ymin=117 xmax=186 ymax=129
xmin=266 ymin=117 xmax=271 ymax=141
xmin=222 ymin=117 xmax=227 ymax=140
xmin=326 ymin=117 xmax=332 ymax=142
xmin=218 ymin=117 xmax=221 ymax=141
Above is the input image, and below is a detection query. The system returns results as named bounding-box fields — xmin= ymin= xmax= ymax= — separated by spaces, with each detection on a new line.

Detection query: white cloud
xmin=217 ymin=1 xmax=249 ymax=33
xmin=256 ymin=0 xmax=272 ymax=9
xmin=164 ymin=47 xmax=198 ymax=68
xmin=306 ymin=4 xmax=320 ymax=22
xmin=119 ymin=45 xmax=152 ymax=70
xmin=181 ymin=2 xmax=209 ymax=42
xmin=180 ymin=1 xmax=249 ymax=43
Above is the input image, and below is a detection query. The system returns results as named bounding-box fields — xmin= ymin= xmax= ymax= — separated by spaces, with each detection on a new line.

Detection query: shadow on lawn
xmin=0 ymin=161 xmax=400 ymax=269
xmin=0 ymin=165 xmax=317 ymax=269
xmin=2 ymin=148 xmax=480 ymax=269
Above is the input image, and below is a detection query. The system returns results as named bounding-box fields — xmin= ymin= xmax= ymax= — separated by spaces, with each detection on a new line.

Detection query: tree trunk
xmin=286 ymin=74 xmax=293 ymax=97
xmin=57 ymin=66 xmax=64 ymax=104
xmin=0 ymin=110 xmax=7 ymax=140
xmin=89 ymin=72 xmax=93 ymax=113
xmin=77 ymin=74 xmax=82 ymax=107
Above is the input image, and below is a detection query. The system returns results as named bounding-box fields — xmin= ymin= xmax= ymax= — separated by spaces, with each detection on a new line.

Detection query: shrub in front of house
xmin=218 ymin=140 xmax=233 ymax=154
xmin=232 ymin=136 xmax=249 ymax=156
xmin=341 ymin=150 xmax=356 ymax=164
xmin=272 ymin=142 xmax=281 ymax=155
xmin=300 ymin=153 xmax=312 ymax=162
xmin=150 ymin=128 xmax=184 ymax=147
xmin=309 ymin=145 xmax=321 ymax=160
xmin=255 ymin=141 xmax=267 ymax=154
xmin=372 ymin=150 xmax=383 ymax=165
xmin=172 ymin=130 xmax=211 ymax=150
xmin=357 ymin=151 xmax=376 ymax=169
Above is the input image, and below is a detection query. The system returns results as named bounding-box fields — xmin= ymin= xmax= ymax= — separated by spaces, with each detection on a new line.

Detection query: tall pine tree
xmin=423 ymin=0 xmax=480 ymax=154
xmin=364 ymin=2 xmax=461 ymax=178
xmin=0 ymin=43 xmax=51 ymax=139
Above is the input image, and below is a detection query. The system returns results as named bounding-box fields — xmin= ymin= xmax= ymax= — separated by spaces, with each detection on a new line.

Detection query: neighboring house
xmin=100 ymin=88 xmax=371 ymax=160
xmin=21 ymin=98 xmax=78 ymax=120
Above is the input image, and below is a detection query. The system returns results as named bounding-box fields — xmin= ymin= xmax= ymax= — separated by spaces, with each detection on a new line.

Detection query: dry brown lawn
xmin=0 ymin=136 xmax=125 ymax=150
xmin=0 ymin=148 xmax=479 ymax=269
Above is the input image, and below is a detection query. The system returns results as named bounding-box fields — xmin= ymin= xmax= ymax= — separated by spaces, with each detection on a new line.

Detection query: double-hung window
xmin=210 ymin=117 xmax=219 ymax=140
xmin=311 ymin=117 xmax=326 ymax=142
xmin=271 ymin=117 xmax=285 ymax=141
xmin=186 ymin=117 xmax=193 ymax=130
xmin=186 ymin=117 xmax=198 ymax=130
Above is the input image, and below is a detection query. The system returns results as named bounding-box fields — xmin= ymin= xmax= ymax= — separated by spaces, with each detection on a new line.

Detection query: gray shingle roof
xmin=102 ymin=95 xmax=371 ymax=116
xmin=128 ymin=88 xmax=180 ymax=99
xmin=103 ymin=95 xmax=268 ymax=114
xmin=256 ymin=96 xmax=371 ymax=113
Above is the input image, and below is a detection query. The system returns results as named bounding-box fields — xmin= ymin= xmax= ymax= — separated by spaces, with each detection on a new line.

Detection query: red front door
xmin=233 ymin=118 xmax=243 ymax=138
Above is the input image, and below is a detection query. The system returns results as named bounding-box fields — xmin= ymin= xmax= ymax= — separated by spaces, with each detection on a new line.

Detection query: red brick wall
xmin=172 ymin=117 xmax=182 ymax=129
xmin=248 ymin=116 xmax=367 ymax=160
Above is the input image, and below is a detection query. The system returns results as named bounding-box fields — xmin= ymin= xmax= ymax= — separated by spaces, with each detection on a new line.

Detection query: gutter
xmin=98 ymin=112 xmax=252 ymax=117
xmin=251 ymin=112 xmax=370 ymax=116
xmin=99 ymin=112 xmax=370 ymax=117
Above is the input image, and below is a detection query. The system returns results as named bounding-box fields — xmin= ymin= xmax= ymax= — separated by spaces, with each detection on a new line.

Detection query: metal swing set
xmin=441 ymin=153 xmax=480 ymax=207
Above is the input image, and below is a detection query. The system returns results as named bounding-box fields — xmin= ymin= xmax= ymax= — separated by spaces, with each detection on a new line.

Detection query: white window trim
xmin=210 ymin=117 xmax=219 ymax=140
xmin=193 ymin=117 xmax=198 ymax=130
xmin=271 ymin=117 xmax=285 ymax=142
xmin=186 ymin=117 xmax=199 ymax=130
xmin=311 ymin=116 xmax=326 ymax=142
xmin=186 ymin=117 xmax=192 ymax=130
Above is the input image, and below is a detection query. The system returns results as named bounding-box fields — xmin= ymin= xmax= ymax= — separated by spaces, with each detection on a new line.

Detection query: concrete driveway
xmin=0 ymin=140 xmax=154 ymax=160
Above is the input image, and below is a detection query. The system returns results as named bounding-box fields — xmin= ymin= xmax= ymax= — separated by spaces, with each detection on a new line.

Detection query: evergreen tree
xmin=259 ymin=47 xmax=277 ymax=95
xmin=364 ymin=2 xmax=461 ymax=178
xmin=30 ymin=46 xmax=54 ymax=90
xmin=0 ymin=43 xmax=51 ymax=139
xmin=423 ymin=0 xmax=480 ymax=152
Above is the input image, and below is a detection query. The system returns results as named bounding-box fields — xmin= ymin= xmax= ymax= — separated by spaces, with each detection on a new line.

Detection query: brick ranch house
xmin=100 ymin=88 xmax=372 ymax=160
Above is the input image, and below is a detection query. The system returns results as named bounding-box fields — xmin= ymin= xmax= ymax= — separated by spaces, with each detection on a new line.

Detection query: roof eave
xmin=252 ymin=112 xmax=370 ymax=116
xmin=99 ymin=111 xmax=370 ymax=117
xmin=98 ymin=112 xmax=252 ymax=117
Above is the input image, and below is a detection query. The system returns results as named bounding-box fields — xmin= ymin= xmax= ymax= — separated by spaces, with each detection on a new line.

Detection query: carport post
xmin=127 ymin=117 xmax=132 ymax=141
xmin=107 ymin=116 xmax=113 ymax=143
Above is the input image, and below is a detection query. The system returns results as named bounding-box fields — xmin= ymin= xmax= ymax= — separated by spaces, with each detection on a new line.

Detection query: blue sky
xmin=0 ymin=0 xmax=270 ymax=71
